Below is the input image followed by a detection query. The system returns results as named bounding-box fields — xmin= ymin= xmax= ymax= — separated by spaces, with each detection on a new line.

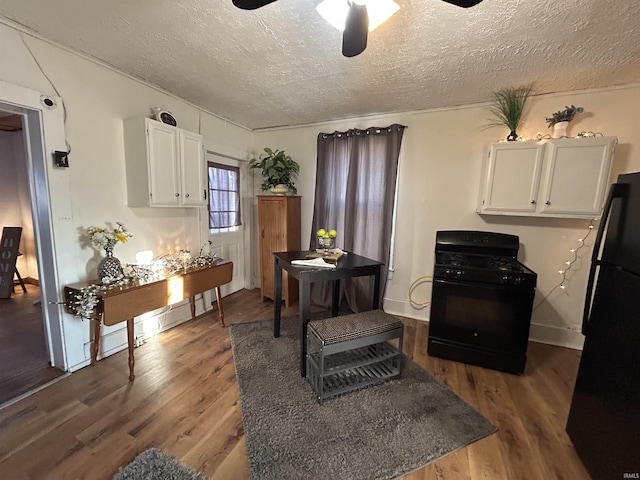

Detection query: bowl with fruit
xmin=316 ymin=228 xmax=337 ymax=254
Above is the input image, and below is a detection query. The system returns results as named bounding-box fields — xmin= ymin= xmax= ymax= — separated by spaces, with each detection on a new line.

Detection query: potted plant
xmin=249 ymin=148 xmax=300 ymax=194
xmin=546 ymin=105 xmax=584 ymax=138
xmin=485 ymin=84 xmax=534 ymax=141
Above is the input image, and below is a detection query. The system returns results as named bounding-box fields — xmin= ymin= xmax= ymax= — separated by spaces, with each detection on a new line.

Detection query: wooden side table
xmin=64 ymin=261 xmax=233 ymax=381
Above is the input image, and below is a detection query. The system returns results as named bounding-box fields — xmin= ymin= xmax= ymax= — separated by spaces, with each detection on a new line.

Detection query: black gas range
xmin=428 ymin=230 xmax=537 ymax=374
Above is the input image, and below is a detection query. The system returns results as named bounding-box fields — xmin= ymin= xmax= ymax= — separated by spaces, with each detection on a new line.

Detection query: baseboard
xmin=529 ymin=323 xmax=584 ymax=350
xmin=383 ymin=297 xmax=429 ymax=322
xmin=384 ymin=297 xmax=584 ymax=350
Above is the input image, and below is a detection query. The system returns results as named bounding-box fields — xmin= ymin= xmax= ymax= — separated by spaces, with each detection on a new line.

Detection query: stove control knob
xmin=455 ymin=270 xmax=463 ymax=278
xmin=501 ymin=275 xmax=510 ymax=284
xmin=514 ymin=276 xmax=523 ymax=285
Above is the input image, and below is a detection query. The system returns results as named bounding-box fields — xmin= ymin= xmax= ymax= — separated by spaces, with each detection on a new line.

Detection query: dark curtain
xmin=310 ymin=124 xmax=405 ymax=312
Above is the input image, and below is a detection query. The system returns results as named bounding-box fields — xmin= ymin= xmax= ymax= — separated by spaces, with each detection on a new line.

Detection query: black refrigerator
xmin=566 ymin=172 xmax=640 ymax=479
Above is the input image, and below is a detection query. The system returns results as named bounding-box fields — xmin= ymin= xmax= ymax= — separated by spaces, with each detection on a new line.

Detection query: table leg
xmin=214 ymin=286 xmax=225 ymax=327
xmin=127 ymin=318 xmax=135 ymax=381
xmin=300 ymin=276 xmax=311 ymax=377
xmin=370 ymin=265 xmax=381 ymax=310
xmin=331 ymin=279 xmax=340 ymax=317
xmin=91 ymin=318 xmax=101 ymax=365
xmin=273 ymin=259 xmax=283 ymax=338
xmin=189 ymin=295 xmax=196 ymax=320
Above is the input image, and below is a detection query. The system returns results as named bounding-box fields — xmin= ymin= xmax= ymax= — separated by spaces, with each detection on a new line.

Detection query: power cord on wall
xmin=18 ymin=31 xmax=71 ymax=152
xmin=532 ymin=218 xmax=595 ymax=311
xmin=408 ymin=275 xmax=433 ymax=308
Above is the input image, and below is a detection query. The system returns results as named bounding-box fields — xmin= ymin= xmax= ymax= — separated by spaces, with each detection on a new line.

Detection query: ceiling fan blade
xmin=441 ymin=0 xmax=484 ymax=7
xmin=342 ymin=3 xmax=369 ymax=57
xmin=232 ymin=0 xmax=278 ymax=10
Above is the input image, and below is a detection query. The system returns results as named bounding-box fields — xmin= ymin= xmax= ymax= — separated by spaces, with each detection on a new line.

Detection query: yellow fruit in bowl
xmin=316 ymin=228 xmax=326 ymax=237
xmin=328 ymin=229 xmax=337 ymax=238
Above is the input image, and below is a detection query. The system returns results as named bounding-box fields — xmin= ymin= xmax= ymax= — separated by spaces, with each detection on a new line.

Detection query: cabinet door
xmin=259 ymin=198 xmax=285 ymax=300
xmin=179 ymin=130 xmax=205 ymax=206
xmin=147 ymin=122 xmax=181 ymax=206
xmin=539 ymin=138 xmax=615 ymax=216
xmin=480 ymin=142 xmax=544 ymax=214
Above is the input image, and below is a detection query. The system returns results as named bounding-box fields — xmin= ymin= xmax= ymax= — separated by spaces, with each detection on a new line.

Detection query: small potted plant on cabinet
xmin=486 ymin=83 xmax=534 ymax=141
xmin=250 ymin=147 xmax=300 ymax=195
xmin=546 ymin=105 xmax=584 ymax=138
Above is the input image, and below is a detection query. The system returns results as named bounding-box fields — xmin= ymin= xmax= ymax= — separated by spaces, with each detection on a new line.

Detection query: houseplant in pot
xmin=486 ymin=83 xmax=534 ymax=141
xmin=249 ymin=148 xmax=300 ymax=194
xmin=546 ymin=105 xmax=584 ymax=138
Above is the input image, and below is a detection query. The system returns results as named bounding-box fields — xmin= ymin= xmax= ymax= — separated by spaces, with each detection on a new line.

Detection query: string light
xmin=533 ymin=218 xmax=596 ymax=310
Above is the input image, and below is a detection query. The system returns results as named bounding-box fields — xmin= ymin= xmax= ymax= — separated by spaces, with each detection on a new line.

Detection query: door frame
xmin=0 ymin=80 xmax=69 ymax=370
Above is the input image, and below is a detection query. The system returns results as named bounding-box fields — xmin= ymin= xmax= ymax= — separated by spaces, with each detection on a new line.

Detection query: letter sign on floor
xmin=0 ymin=227 xmax=22 ymax=299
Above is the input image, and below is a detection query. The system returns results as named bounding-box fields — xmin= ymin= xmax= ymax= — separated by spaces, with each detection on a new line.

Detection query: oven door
xmin=429 ymin=278 xmax=535 ymax=354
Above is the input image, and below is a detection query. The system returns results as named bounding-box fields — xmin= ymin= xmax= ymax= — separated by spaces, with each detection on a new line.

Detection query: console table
xmin=64 ymin=260 xmax=233 ymax=381
xmin=272 ymin=251 xmax=383 ymax=377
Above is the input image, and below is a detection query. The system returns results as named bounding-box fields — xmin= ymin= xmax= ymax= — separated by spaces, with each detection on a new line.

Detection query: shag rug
xmin=113 ymin=448 xmax=207 ymax=480
xmin=230 ymin=314 xmax=497 ymax=480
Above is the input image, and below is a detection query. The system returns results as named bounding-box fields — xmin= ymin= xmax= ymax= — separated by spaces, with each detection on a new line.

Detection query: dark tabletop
xmin=273 ymin=251 xmax=384 ymax=270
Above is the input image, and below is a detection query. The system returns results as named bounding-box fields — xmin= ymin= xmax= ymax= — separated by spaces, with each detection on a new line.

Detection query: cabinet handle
xmin=175 ymin=193 xmax=180 ymax=197
xmin=204 ymin=189 xmax=207 ymax=200
xmin=545 ymin=200 xmax=551 ymax=205
xmin=530 ymin=200 xmax=536 ymax=204
xmin=185 ymin=193 xmax=190 ymax=198
xmin=262 ymin=229 xmax=265 ymax=238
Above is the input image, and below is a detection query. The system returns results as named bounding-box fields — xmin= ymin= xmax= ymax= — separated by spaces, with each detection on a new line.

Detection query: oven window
xmin=430 ymin=280 xmax=534 ymax=353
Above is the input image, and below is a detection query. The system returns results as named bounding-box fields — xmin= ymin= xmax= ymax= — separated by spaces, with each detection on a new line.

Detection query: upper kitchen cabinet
xmin=124 ymin=118 xmax=206 ymax=207
xmin=478 ymin=137 xmax=617 ymax=219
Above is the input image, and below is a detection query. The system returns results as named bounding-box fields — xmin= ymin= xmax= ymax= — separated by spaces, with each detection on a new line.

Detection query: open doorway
xmin=0 ymin=107 xmax=64 ymax=406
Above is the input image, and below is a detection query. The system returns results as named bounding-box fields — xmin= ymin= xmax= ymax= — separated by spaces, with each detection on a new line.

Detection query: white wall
xmin=0 ymin=22 xmax=253 ymax=371
xmin=254 ymin=85 xmax=640 ymax=349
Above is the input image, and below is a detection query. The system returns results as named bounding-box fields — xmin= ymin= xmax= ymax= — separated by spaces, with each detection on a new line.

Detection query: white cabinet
xmin=124 ymin=118 xmax=205 ymax=207
xmin=478 ymin=137 xmax=616 ymax=218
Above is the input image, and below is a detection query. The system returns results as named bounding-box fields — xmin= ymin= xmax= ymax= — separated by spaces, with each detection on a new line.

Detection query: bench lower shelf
xmin=306 ymin=341 xmax=402 ymax=402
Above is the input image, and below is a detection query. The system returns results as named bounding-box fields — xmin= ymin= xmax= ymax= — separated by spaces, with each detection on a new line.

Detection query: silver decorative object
xmin=318 ymin=236 xmax=335 ymax=255
xmin=97 ymin=247 xmax=123 ymax=284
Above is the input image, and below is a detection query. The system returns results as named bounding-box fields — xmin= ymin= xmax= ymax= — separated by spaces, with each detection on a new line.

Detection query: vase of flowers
xmin=86 ymin=222 xmax=132 ymax=284
xmin=546 ymin=105 xmax=584 ymax=138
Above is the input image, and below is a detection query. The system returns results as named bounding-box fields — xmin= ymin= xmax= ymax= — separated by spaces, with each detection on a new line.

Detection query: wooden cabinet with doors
xmin=258 ymin=195 xmax=301 ymax=307
xmin=477 ymin=137 xmax=616 ymax=218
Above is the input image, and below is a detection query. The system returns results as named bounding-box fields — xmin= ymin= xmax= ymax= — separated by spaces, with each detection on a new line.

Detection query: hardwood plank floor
xmin=0 ymin=288 xmax=590 ymax=479
xmin=0 ymin=284 xmax=65 ymax=406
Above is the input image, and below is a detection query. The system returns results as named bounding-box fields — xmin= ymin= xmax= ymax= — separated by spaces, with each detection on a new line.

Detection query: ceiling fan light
xmin=365 ymin=0 xmax=399 ymax=31
xmin=316 ymin=0 xmax=351 ymax=31
xmin=317 ymin=0 xmax=399 ymax=32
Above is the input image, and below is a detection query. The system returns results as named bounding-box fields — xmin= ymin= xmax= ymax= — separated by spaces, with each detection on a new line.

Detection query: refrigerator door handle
xmin=582 ymin=182 xmax=626 ymax=335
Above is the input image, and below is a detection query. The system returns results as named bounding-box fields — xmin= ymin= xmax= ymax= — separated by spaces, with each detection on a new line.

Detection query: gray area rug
xmin=230 ymin=314 xmax=497 ymax=480
xmin=113 ymin=448 xmax=207 ymax=480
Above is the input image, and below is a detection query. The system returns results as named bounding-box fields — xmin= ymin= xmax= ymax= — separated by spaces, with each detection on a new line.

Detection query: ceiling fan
xmin=232 ymin=0 xmax=484 ymax=57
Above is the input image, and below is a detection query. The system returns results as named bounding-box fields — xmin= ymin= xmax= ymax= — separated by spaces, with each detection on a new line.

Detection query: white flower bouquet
xmin=86 ymin=222 xmax=132 ymax=250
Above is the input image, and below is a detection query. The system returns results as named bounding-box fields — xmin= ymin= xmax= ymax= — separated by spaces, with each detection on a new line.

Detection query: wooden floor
xmin=0 ymin=284 xmax=65 ymax=406
xmin=0 ymin=288 xmax=590 ymax=479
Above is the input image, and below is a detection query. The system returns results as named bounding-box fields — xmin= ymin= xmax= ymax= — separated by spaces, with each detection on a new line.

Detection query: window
xmin=208 ymin=162 xmax=241 ymax=234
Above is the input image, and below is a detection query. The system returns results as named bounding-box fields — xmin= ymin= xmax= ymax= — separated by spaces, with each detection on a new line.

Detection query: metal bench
xmin=306 ymin=309 xmax=404 ymax=403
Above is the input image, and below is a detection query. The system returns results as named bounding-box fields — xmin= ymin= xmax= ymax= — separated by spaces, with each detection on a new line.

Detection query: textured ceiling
xmin=0 ymin=0 xmax=639 ymax=130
